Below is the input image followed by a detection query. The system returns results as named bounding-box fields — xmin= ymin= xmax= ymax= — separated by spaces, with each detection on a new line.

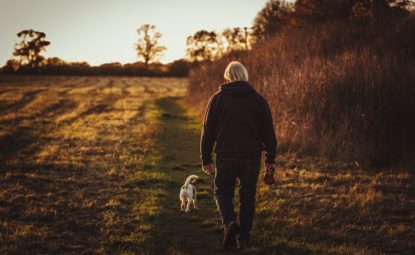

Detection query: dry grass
xmin=185 ymin=16 xmax=415 ymax=253
xmin=1 ymin=76 xmax=414 ymax=254
xmin=187 ymin=17 xmax=415 ymax=166
xmin=254 ymin=155 xmax=415 ymax=254
xmin=0 ymin=75 xmax=186 ymax=254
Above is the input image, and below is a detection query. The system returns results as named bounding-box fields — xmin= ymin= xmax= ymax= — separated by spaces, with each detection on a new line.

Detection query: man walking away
xmin=200 ymin=61 xmax=277 ymax=250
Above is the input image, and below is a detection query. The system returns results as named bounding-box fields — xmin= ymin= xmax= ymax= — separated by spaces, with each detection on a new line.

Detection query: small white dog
xmin=179 ymin=175 xmax=199 ymax=213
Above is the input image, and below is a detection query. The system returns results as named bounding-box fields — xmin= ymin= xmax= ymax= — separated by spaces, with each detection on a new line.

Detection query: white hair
xmin=224 ymin=61 xmax=249 ymax=82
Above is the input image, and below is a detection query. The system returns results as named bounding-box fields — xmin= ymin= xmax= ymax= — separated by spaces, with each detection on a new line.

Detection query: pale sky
xmin=0 ymin=0 xmax=271 ymax=66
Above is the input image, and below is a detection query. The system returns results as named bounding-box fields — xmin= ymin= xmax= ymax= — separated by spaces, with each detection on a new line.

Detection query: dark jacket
xmin=200 ymin=80 xmax=277 ymax=165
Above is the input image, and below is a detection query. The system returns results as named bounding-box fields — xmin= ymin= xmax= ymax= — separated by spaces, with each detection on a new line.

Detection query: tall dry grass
xmin=187 ymin=16 xmax=415 ymax=167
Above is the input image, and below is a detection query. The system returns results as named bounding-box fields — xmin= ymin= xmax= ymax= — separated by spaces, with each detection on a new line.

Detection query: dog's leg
xmin=185 ymin=198 xmax=191 ymax=213
xmin=180 ymin=198 xmax=185 ymax=212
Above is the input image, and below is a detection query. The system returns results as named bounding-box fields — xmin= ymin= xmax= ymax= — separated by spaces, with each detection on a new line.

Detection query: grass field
xmin=0 ymin=76 xmax=414 ymax=255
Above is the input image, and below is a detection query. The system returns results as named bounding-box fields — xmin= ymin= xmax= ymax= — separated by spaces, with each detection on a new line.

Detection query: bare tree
xmin=253 ymin=0 xmax=293 ymax=40
xmin=135 ymin=24 xmax=166 ymax=66
xmin=13 ymin=29 xmax=50 ymax=69
xmin=222 ymin=27 xmax=251 ymax=52
xmin=186 ymin=30 xmax=220 ymax=62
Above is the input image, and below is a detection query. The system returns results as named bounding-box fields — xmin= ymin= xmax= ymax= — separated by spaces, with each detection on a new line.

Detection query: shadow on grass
xmin=141 ymin=96 xmax=225 ymax=255
xmin=0 ymin=94 xmax=152 ymax=255
xmin=145 ymin=97 xmax=312 ymax=255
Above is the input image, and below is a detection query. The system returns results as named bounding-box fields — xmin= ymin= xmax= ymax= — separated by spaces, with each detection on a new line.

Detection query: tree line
xmin=2 ymin=0 xmax=413 ymax=77
xmin=1 ymin=26 xmax=189 ymax=77
xmin=1 ymin=23 xmax=256 ymax=76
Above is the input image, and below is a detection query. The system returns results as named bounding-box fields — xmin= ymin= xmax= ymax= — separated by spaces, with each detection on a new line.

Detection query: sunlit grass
xmin=0 ymin=75 xmax=186 ymax=254
xmin=1 ymin=75 xmax=413 ymax=254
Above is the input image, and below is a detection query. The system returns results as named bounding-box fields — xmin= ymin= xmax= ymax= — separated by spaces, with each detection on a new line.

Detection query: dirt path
xmin=2 ymin=76 xmax=413 ymax=254
xmin=144 ymin=97 xmax=232 ymax=255
xmin=0 ymin=77 xmax=238 ymax=254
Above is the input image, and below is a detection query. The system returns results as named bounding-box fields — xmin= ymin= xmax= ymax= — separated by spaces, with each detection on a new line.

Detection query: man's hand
xmin=265 ymin=163 xmax=276 ymax=174
xmin=202 ymin=164 xmax=215 ymax=175
xmin=263 ymin=163 xmax=276 ymax=185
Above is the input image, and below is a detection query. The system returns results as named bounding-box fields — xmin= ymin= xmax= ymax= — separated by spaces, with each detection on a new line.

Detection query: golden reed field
xmin=0 ymin=76 xmax=414 ymax=255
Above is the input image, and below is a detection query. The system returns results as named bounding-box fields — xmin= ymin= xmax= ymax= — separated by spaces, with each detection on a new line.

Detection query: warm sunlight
xmin=0 ymin=0 xmax=269 ymax=65
xmin=1 ymin=0 xmax=414 ymax=254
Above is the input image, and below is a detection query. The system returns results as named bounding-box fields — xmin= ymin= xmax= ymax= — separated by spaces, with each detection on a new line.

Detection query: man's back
xmin=200 ymin=80 xmax=277 ymax=165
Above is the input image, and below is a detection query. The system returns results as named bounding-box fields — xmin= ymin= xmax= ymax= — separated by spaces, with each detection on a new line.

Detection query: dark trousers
xmin=214 ymin=155 xmax=261 ymax=239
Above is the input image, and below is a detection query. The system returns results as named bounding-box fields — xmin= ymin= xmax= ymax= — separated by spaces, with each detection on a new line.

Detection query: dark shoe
xmin=223 ymin=221 xmax=240 ymax=250
xmin=237 ymin=236 xmax=250 ymax=250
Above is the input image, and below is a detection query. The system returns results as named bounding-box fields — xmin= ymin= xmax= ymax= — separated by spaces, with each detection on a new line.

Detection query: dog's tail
xmin=184 ymin=175 xmax=199 ymax=187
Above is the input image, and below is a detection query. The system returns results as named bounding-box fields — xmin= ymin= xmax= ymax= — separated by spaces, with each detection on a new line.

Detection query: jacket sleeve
xmin=259 ymin=97 xmax=277 ymax=164
xmin=200 ymin=95 xmax=217 ymax=165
